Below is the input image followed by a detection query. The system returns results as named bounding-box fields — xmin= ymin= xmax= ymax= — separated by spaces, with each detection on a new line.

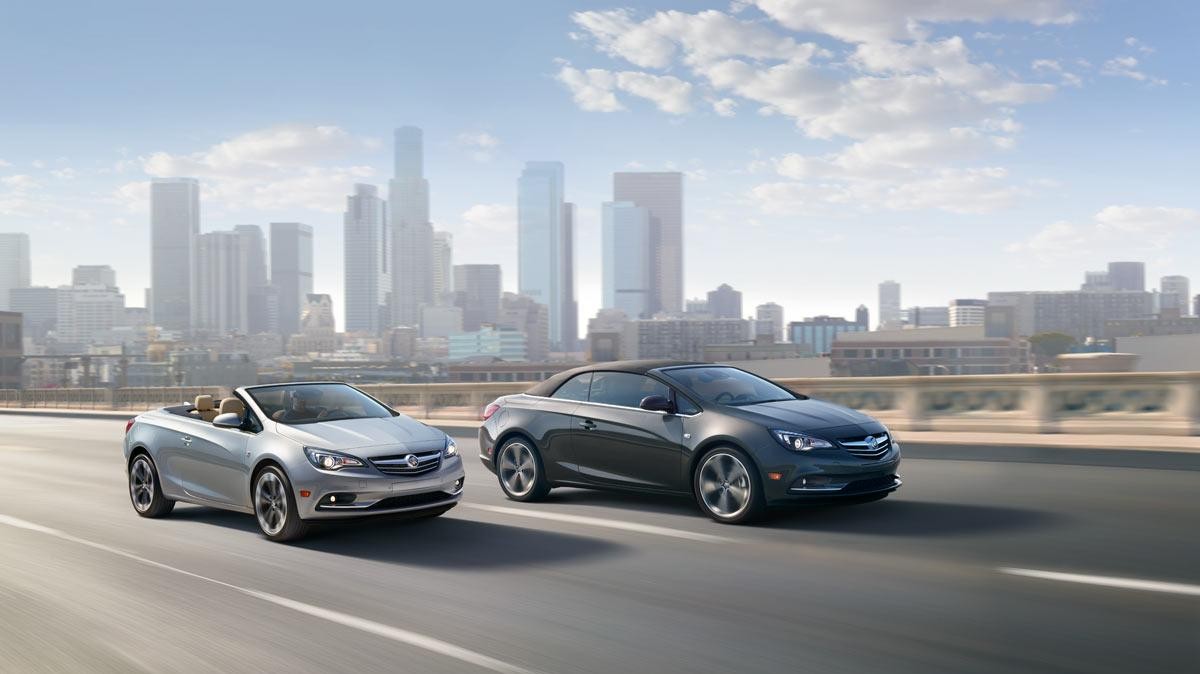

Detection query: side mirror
xmin=212 ymin=412 xmax=242 ymax=429
xmin=639 ymin=395 xmax=675 ymax=414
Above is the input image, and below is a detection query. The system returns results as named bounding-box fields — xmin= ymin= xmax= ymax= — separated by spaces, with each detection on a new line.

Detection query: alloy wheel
xmin=129 ymin=457 xmax=155 ymax=513
xmin=699 ymin=452 xmax=752 ymax=519
xmin=255 ymin=471 xmax=288 ymax=536
xmin=498 ymin=442 xmax=536 ymax=497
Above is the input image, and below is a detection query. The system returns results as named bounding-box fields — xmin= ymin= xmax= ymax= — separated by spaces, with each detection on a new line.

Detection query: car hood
xmin=725 ymin=398 xmax=878 ymax=433
xmin=274 ymin=416 xmax=446 ymax=455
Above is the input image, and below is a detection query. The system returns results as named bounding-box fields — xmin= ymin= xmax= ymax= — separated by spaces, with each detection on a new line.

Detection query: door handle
xmin=578 ymin=420 xmax=596 ymax=430
xmin=181 ymin=435 xmax=193 ymax=445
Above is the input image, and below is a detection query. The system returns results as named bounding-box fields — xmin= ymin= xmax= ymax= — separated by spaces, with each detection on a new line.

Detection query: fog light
xmin=453 ymin=478 xmax=464 ymax=492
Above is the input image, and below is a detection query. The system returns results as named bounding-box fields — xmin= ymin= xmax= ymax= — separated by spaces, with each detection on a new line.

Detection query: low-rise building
xmin=788 ymin=316 xmax=866 ymax=355
xmin=830 ymin=325 xmax=1031 ymax=376
xmin=621 ymin=317 xmax=748 ymax=361
xmin=0 ymin=311 xmax=22 ymax=389
xmin=448 ymin=326 xmax=528 ymax=362
xmin=703 ymin=334 xmax=814 ymax=362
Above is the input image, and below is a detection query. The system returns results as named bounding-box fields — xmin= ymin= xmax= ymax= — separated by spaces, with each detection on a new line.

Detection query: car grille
xmin=370 ymin=450 xmax=443 ymax=476
xmin=843 ymin=475 xmax=899 ymax=494
xmin=838 ymin=432 xmax=891 ymax=459
xmin=366 ymin=491 xmax=454 ymax=511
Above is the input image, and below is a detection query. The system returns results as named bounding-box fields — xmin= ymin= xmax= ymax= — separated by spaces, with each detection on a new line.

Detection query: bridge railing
xmin=1 ymin=372 xmax=1197 ymax=435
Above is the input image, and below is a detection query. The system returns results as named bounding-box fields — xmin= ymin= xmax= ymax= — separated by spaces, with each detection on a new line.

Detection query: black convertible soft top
xmin=526 ymin=360 xmax=704 ymax=397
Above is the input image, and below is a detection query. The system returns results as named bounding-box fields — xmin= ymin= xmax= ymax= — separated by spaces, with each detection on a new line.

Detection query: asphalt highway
xmin=0 ymin=415 xmax=1196 ymax=673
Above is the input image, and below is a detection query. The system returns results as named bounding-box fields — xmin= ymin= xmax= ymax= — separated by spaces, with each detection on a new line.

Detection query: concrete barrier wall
xmin=1 ymin=372 xmax=1197 ymax=436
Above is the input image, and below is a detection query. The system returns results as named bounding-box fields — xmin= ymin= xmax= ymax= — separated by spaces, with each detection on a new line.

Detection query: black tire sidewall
xmin=693 ymin=446 xmax=765 ymax=524
xmin=255 ymin=465 xmax=308 ymax=542
xmin=129 ymin=453 xmax=173 ymax=518
xmin=497 ymin=438 xmax=550 ymax=502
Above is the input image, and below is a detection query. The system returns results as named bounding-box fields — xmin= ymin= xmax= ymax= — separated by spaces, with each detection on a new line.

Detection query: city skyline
xmin=2 ymin=2 xmax=1197 ymax=331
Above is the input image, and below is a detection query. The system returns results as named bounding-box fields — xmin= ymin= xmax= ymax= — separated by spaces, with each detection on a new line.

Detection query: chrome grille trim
xmin=370 ymin=449 xmax=443 ymax=476
xmin=838 ymin=433 xmax=891 ymax=459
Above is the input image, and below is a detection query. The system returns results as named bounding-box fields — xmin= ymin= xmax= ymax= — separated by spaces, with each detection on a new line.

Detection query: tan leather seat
xmin=218 ymin=397 xmax=245 ymax=417
xmin=193 ymin=395 xmax=217 ymax=422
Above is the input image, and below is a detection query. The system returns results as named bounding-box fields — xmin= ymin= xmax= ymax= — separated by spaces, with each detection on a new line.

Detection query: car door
xmin=177 ymin=418 xmax=251 ymax=506
xmin=534 ymin=372 xmax=591 ymax=482
xmin=569 ymin=371 xmax=686 ymax=492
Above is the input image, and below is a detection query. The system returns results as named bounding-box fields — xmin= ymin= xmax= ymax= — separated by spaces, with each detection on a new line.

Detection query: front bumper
xmin=291 ymin=455 xmax=466 ymax=520
xmin=759 ymin=445 xmax=902 ymax=505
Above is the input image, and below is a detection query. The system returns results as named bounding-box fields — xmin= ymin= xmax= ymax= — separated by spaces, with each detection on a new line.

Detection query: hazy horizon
xmin=2 ymin=1 xmax=1198 ymax=330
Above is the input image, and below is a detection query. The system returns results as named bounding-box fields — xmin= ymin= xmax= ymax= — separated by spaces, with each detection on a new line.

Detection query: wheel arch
xmin=687 ymin=436 xmax=758 ymax=487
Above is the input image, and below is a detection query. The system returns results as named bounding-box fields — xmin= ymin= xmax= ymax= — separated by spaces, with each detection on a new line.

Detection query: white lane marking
xmin=463 ymin=503 xmax=735 ymax=544
xmin=0 ymin=514 xmax=538 ymax=674
xmin=999 ymin=567 xmax=1200 ymax=597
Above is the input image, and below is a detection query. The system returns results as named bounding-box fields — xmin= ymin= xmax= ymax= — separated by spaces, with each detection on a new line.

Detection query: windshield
xmin=247 ymin=383 xmax=394 ymax=425
xmin=660 ymin=367 xmax=799 ymax=407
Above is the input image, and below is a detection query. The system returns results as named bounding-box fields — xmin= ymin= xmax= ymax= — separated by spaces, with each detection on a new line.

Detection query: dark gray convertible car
xmin=479 ymin=361 xmax=901 ymax=523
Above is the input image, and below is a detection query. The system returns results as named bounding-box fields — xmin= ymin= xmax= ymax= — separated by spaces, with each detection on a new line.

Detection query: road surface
xmin=0 ymin=415 xmax=1196 ymax=673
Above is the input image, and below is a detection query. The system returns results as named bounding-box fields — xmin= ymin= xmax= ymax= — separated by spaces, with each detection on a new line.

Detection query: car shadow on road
xmin=541 ymin=487 xmax=700 ymax=517
xmin=169 ymin=503 xmax=628 ymax=569
xmin=762 ymin=499 xmax=1061 ymax=537
xmin=295 ymin=515 xmax=630 ymax=569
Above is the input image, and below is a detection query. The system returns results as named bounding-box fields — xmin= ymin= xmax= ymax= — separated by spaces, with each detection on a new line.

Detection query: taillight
xmin=125 ymin=419 xmax=135 ymax=434
xmin=482 ymin=402 xmax=501 ymax=421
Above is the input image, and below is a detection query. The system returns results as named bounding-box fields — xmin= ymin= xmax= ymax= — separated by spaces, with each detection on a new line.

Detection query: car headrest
xmin=194 ymin=395 xmax=214 ymax=411
xmin=218 ymin=397 xmax=245 ymax=416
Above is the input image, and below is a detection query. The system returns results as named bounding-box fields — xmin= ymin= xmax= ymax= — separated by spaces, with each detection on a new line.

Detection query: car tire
xmin=253 ymin=465 xmax=310 ymax=542
xmin=693 ymin=446 xmax=765 ymax=524
xmin=128 ymin=453 xmax=175 ymax=518
xmin=495 ymin=437 xmax=551 ymax=502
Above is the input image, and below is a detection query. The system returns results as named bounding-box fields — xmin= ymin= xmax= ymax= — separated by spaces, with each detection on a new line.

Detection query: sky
xmin=1 ymin=0 xmax=1198 ymax=330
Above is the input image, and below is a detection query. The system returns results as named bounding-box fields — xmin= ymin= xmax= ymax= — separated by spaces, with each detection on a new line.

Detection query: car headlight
xmin=772 ymin=430 xmax=835 ymax=452
xmin=304 ymin=447 xmax=364 ymax=471
xmin=443 ymin=437 xmax=458 ymax=458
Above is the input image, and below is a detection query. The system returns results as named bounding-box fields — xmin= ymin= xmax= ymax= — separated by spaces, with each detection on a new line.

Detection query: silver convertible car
xmin=123 ymin=382 xmax=465 ymax=541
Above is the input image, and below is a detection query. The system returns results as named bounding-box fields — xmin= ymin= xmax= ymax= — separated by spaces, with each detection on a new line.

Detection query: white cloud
xmin=457 ymin=131 xmax=501 ymax=162
xmin=0 ymin=159 xmax=11 ymax=168
xmin=1123 ymin=37 xmax=1154 ymax=54
xmin=51 ymin=167 xmax=78 ymax=180
xmin=711 ymin=97 xmax=738 ymax=117
xmin=556 ymin=65 xmax=693 ymax=114
xmin=570 ymin=9 xmax=824 ymax=69
xmin=1101 ymin=56 xmax=1167 ymax=85
xmin=1032 ymin=58 xmax=1082 ymax=87
xmin=1 ymin=174 xmax=38 ymax=190
xmin=461 ymin=203 xmax=516 ymax=233
xmin=752 ymin=0 xmax=1077 ymax=43
xmin=1007 ymin=205 xmax=1200 ymax=259
xmin=136 ymin=123 xmax=378 ymax=213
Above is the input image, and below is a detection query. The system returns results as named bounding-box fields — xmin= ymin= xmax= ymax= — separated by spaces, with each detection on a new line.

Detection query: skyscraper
xmin=1107 ymin=261 xmax=1145 ymax=292
xmin=453 ymin=264 xmax=502 ymax=332
xmin=150 ymin=178 xmax=199 ymax=331
xmin=602 ymin=201 xmax=652 ymax=319
xmin=756 ymin=302 xmax=785 ymax=341
xmin=518 ymin=161 xmax=572 ymax=348
xmin=0 ymin=232 xmax=31 ymax=310
xmin=878 ymin=280 xmax=901 ymax=329
xmin=561 ymin=202 xmax=579 ymax=350
xmin=707 ymin=283 xmax=743 ymax=319
xmin=949 ymin=299 xmax=988 ymax=326
xmin=432 ymin=231 xmax=453 ymax=302
xmin=234 ymin=225 xmax=271 ymax=334
xmin=344 ymin=184 xmax=390 ymax=334
xmin=270 ymin=222 xmax=313 ymax=337
xmin=389 ymin=126 xmax=433 ymax=327
xmin=613 ymin=172 xmax=684 ymax=314
xmin=1160 ymin=275 xmax=1190 ymax=316
xmin=855 ymin=304 xmax=870 ymax=329
xmin=71 ymin=265 xmax=116 ymax=289
xmin=195 ymin=230 xmax=249 ymax=334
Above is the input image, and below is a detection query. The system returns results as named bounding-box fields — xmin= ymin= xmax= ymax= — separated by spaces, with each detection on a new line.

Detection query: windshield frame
xmin=656 ymin=365 xmax=804 ymax=408
xmin=244 ymin=382 xmax=398 ymax=426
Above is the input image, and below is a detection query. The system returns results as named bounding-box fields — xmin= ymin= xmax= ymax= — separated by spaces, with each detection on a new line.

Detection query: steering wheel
xmin=714 ymin=391 xmax=736 ymax=404
xmin=317 ymin=409 xmax=349 ymax=421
